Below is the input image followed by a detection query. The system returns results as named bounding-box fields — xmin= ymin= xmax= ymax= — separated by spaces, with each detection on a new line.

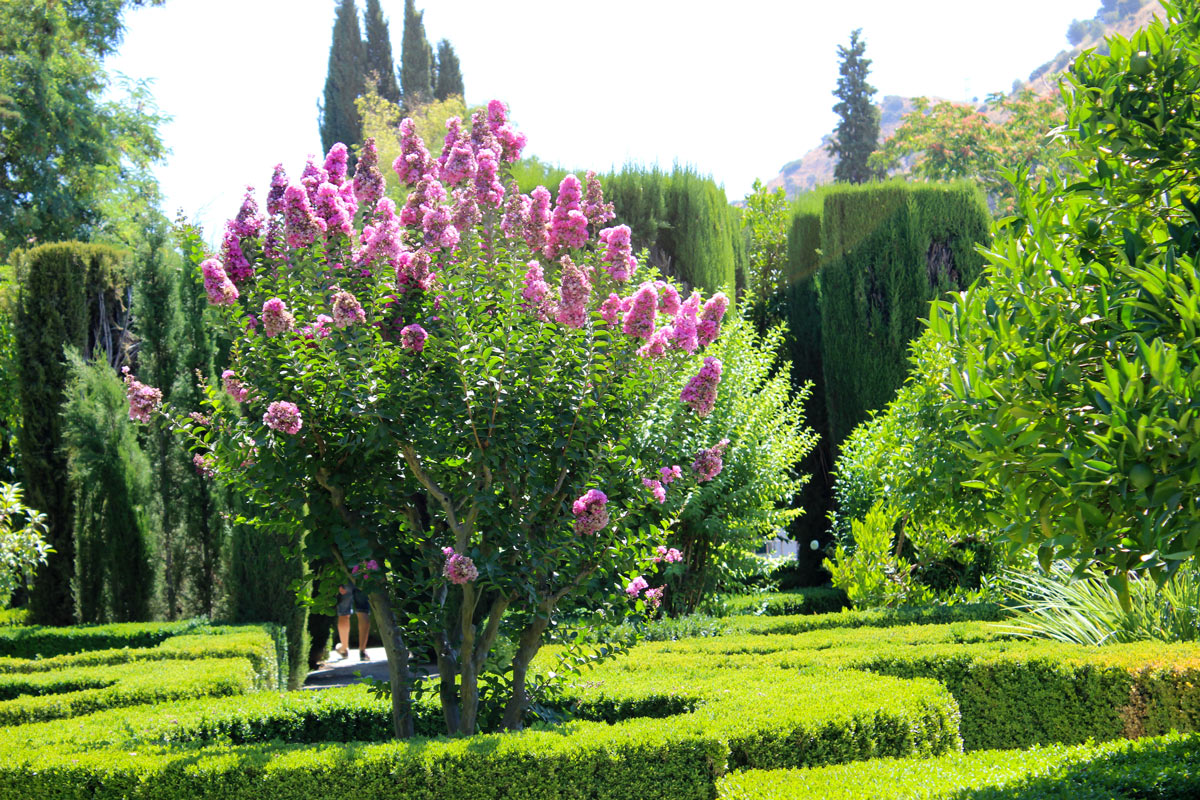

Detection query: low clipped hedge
xmin=0 ymin=609 xmax=28 ymax=627
xmin=717 ymin=732 xmax=1200 ymax=799
xmin=0 ymin=619 xmax=207 ymax=658
xmin=723 ymin=602 xmax=1008 ymax=635
xmin=721 ymin=587 xmax=849 ymax=616
xmin=0 ymin=657 xmax=258 ymax=725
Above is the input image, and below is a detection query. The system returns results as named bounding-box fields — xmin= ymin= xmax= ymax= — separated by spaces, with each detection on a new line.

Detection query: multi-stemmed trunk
xmin=368 ymin=590 xmax=415 ymax=738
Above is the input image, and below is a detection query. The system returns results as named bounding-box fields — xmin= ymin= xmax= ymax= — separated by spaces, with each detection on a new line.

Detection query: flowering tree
xmin=128 ymin=101 xmax=731 ymax=738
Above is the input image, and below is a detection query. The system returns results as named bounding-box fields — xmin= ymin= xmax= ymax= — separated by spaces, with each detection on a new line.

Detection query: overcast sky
xmin=104 ymin=0 xmax=1108 ymax=239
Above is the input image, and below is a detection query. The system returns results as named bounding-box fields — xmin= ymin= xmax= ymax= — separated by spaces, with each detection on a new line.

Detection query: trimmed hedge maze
xmin=0 ymin=609 xmax=1198 ymax=798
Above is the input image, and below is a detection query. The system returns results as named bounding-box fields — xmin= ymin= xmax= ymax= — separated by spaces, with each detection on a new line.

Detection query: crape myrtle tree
xmin=127 ymin=101 xmax=733 ymax=738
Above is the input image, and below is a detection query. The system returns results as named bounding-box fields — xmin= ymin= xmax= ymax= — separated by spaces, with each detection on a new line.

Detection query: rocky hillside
xmin=768 ymin=0 xmax=1164 ymax=198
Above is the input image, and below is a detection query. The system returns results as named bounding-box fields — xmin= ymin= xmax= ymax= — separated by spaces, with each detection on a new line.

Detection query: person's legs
xmin=336 ymin=614 xmax=350 ymax=657
xmin=356 ymin=610 xmax=370 ymax=658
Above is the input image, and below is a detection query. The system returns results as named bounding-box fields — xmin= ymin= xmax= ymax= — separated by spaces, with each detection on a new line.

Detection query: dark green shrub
xmin=819 ymin=181 xmax=989 ymax=448
xmin=722 ymin=588 xmax=850 ymax=617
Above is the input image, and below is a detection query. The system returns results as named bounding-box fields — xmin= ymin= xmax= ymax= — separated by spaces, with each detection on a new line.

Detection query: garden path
xmin=302 ymin=646 xmax=390 ymax=688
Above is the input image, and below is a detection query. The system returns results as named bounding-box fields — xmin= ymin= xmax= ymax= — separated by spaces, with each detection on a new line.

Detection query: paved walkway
xmin=303 ymin=646 xmax=391 ymax=688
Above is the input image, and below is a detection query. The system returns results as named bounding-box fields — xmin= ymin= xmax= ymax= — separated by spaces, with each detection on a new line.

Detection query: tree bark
xmin=368 ymin=590 xmax=415 ymax=738
xmin=501 ymin=615 xmax=549 ymax=731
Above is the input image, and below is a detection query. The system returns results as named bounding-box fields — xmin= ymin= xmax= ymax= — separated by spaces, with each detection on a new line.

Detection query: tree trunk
xmin=501 ymin=615 xmax=549 ymax=731
xmin=368 ymin=590 xmax=415 ymax=738
xmin=436 ymin=631 xmax=461 ymax=735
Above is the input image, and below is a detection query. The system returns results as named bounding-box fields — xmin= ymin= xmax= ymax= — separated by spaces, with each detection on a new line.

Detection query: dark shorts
xmin=336 ymin=586 xmax=370 ymax=616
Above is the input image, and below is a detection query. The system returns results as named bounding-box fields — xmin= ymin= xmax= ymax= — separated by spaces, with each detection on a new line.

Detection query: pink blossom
xmin=422 ymin=204 xmax=460 ymax=250
xmin=439 ymin=140 xmax=476 ymax=186
xmin=547 ymin=175 xmax=588 ymax=256
xmin=201 ymin=258 xmax=238 ymax=306
xmin=443 ymin=549 xmax=479 ymax=584
xmin=583 ymin=171 xmax=615 ymax=227
xmin=222 ymin=369 xmax=250 ymax=403
xmin=266 ymin=164 xmax=289 ymax=216
xmin=393 ymin=119 xmax=431 ymax=186
xmin=573 ymin=489 xmax=610 ymax=536
xmin=400 ymin=323 xmax=427 ymax=353
xmin=263 ymin=400 xmax=303 ymax=434
xmin=659 ymin=465 xmax=682 ymax=485
xmin=669 ymin=291 xmax=701 ymax=353
xmin=314 ymin=182 xmax=353 ymax=238
xmin=654 ymin=546 xmax=683 ymax=564
xmin=263 ymin=217 xmax=288 ymax=262
xmin=220 ymin=228 xmax=253 ymax=283
xmin=338 ymin=180 xmax=359 ymax=220
xmin=193 ymin=452 xmax=215 ymax=478
xmin=637 ymin=326 xmax=671 ymax=359
xmin=692 ymin=438 xmax=730 ymax=482
xmin=362 ymin=198 xmax=403 ymax=265
xmin=469 ymin=109 xmax=499 ymax=158
xmin=622 ymin=282 xmax=658 ymax=340
xmin=525 ymin=186 xmax=552 ymax=253
xmin=501 ymin=185 xmax=531 ymax=239
xmin=598 ymin=225 xmax=636 ymax=282
xmin=331 ymin=289 xmax=365 ymax=328
xmin=642 ymin=478 xmax=667 ymax=504
xmin=486 ymin=99 xmax=508 ymax=131
xmin=401 ymin=175 xmax=446 ymax=227
xmin=599 ymin=293 xmax=622 ymax=325
xmin=122 ymin=367 xmax=162 ymax=423
xmin=474 ymin=148 xmax=504 ymax=208
xmin=282 ymin=184 xmax=327 ymax=248
xmin=451 ymin=186 xmax=480 ymax=234
xmin=230 ymin=186 xmax=264 ymax=238
xmin=396 ymin=249 xmax=435 ymax=292
xmin=644 ymin=586 xmax=664 ymax=610
xmin=351 ymin=559 xmax=380 ymax=576
xmin=495 ymin=124 xmax=527 ymax=163
xmin=555 ymin=256 xmax=591 ymax=328
xmin=437 ymin=117 xmax=465 ymax=173
xmin=521 ymin=261 xmax=551 ymax=318
xmin=300 ymin=156 xmax=329 ymax=205
xmin=301 ymin=314 xmax=334 ymax=340
xmin=188 ymin=411 xmax=211 ymax=427
xmin=698 ymin=292 xmax=729 ymax=347
xmin=323 ymin=142 xmax=349 ymax=186
xmin=680 ymin=357 xmax=723 ymax=416
xmin=656 ymin=282 xmax=681 ymax=316
xmin=261 ymin=298 xmax=295 ymax=338
xmin=353 ymin=138 xmax=386 ymax=210
xmin=625 ymin=576 xmax=649 ymax=598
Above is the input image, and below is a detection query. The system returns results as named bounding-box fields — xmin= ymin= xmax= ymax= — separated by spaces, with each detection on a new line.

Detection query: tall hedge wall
xmin=819 ymin=182 xmax=989 ymax=448
xmin=15 ymin=242 xmax=129 ymax=625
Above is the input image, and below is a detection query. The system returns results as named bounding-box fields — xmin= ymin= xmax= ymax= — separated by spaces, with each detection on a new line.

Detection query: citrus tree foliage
xmin=928 ymin=0 xmax=1200 ymax=598
xmin=631 ymin=316 xmax=817 ymax=614
xmin=134 ymin=102 xmax=732 ymax=738
xmin=0 ymin=483 xmax=51 ymax=608
xmin=870 ymin=90 xmax=1069 ymax=214
xmin=832 ymin=329 xmax=1003 ymax=593
xmin=742 ymin=179 xmax=791 ymax=333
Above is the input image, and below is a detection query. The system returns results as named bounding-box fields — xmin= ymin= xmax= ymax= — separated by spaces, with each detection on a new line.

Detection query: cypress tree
xmin=319 ymin=0 xmax=366 ymax=157
xmin=15 ymin=243 xmax=127 ymax=624
xmin=828 ymin=29 xmax=881 ymax=185
xmin=400 ymin=0 xmax=434 ymax=108
xmin=434 ymin=39 xmax=464 ymax=101
xmin=364 ymin=0 xmax=401 ymax=104
xmin=61 ymin=352 xmax=153 ymax=623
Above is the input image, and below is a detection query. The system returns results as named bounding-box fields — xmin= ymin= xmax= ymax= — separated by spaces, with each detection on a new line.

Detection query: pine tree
xmin=319 ymin=0 xmax=366 ymax=157
xmin=828 ymin=29 xmax=881 ymax=185
xmin=400 ymin=0 xmax=434 ymax=109
xmin=363 ymin=0 xmax=400 ymax=104
xmin=434 ymin=39 xmax=464 ymax=101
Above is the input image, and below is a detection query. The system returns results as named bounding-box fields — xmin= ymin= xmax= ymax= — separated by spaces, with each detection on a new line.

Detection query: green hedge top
xmin=0 ymin=619 xmax=207 ymax=658
xmin=721 ymin=587 xmax=850 ymax=617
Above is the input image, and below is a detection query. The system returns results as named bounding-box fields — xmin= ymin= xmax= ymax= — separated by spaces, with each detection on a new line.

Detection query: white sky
xmin=104 ymin=0 xmax=1105 ymax=240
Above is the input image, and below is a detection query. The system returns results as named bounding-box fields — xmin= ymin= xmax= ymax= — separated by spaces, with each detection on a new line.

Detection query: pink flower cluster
xmin=598 ymin=225 xmax=636 ymax=282
xmin=220 ymin=228 xmax=253 ymax=283
xmin=583 ymin=171 xmax=615 ymax=227
xmin=314 ymin=182 xmax=354 ymax=238
xmin=324 ymin=142 xmax=349 ymax=186
xmin=660 ymin=465 xmax=682 ymax=484
xmin=122 ymin=367 xmax=162 ymax=423
xmin=193 ymin=452 xmax=215 ymax=478
xmin=573 ymin=489 xmax=610 ymax=536
xmin=485 ymin=100 xmax=526 ymax=163
xmin=393 ymin=119 xmax=431 ymax=185
xmin=442 ymin=546 xmax=479 ymax=585
xmin=521 ymin=261 xmax=551 ymax=318
xmin=301 ymin=314 xmax=333 ymax=340
xmin=282 ymin=184 xmax=326 ymax=248
xmin=655 ymin=546 xmax=683 ymax=564
xmin=266 ymin=164 xmax=289 ymax=216
xmin=331 ymin=289 xmax=365 ymax=328
xmin=222 ymin=369 xmax=250 ymax=403
xmin=547 ymin=174 xmax=588 ymax=256
xmin=692 ymin=438 xmax=730 ymax=483
xmin=599 ymin=293 xmax=622 ymax=325
xmin=351 ymin=559 xmax=380 ymax=576
xmin=353 ymin=138 xmax=386 ymax=210
xmin=622 ymin=282 xmax=658 ymax=339
xmin=263 ymin=400 xmax=303 ymax=435
xmin=400 ymin=323 xmax=427 ymax=353
xmin=644 ymin=586 xmax=664 ymax=610
xmin=625 ymin=576 xmax=649 ymax=598
xmin=201 ymin=258 xmax=238 ymax=306
xmin=698 ymin=293 xmax=729 ymax=347
xmin=229 ymin=186 xmax=264 ymax=238
xmin=642 ymin=478 xmax=667 ymax=504
xmin=680 ymin=357 xmax=723 ymax=416
xmin=555 ymin=256 xmax=591 ymax=328
xmin=525 ymin=187 xmax=552 ymax=253
xmin=261 ymin=298 xmax=295 ymax=338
